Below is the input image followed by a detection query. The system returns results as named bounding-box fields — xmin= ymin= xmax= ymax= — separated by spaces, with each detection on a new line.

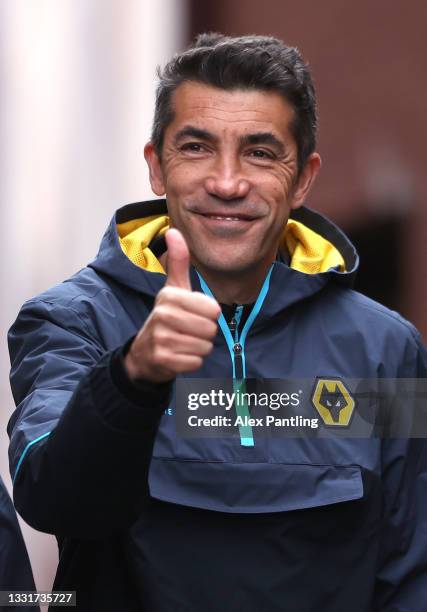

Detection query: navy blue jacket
xmin=8 ymin=200 xmax=427 ymax=611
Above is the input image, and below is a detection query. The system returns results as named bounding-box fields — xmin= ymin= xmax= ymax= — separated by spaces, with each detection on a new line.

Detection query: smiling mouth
xmin=204 ymin=215 xmax=250 ymax=221
xmin=193 ymin=211 xmax=258 ymax=222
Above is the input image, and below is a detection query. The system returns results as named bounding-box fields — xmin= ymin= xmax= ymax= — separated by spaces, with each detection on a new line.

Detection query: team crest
xmin=311 ymin=378 xmax=355 ymax=427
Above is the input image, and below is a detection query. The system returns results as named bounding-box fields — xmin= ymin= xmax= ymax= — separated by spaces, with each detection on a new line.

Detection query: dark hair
xmin=151 ymin=32 xmax=317 ymax=174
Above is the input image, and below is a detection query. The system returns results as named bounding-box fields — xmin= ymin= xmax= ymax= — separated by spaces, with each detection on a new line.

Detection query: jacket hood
xmin=89 ymin=199 xmax=358 ymax=317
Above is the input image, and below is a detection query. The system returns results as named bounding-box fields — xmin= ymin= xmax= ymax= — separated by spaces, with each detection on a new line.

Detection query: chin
xmin=195 ymin=254 xmax=259 ymax=276
xmin=190 ymin=239 xmax=269 ymax=273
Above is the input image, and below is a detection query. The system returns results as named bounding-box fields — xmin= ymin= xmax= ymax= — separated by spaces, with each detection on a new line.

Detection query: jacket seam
xmin=339 ymin=292 xmax=419 ymax=341
xmin=152 ymin=457 xmax=362 ymax=468
xmin=152 ymin=490 xmax=363 ymax=510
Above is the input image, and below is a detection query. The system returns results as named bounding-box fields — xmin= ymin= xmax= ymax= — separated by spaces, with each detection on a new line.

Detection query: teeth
xmin=207 ymin=215 xmax=243 ymax=221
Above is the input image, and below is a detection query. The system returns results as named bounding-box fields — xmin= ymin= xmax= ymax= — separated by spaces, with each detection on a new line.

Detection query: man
xmin=7 ymin=33 xmax=427 ymax=611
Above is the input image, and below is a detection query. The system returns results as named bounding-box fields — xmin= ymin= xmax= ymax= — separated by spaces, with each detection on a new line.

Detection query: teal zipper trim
xmin=196 ymin=265 xmax=274 ymax=447
xmin=238 ymin=265 xmax=274 ymax=378
xmin=13 ymin=431 xmax=51 ymax=484
xmin=233 ymin=378 xmax=253 ymax=446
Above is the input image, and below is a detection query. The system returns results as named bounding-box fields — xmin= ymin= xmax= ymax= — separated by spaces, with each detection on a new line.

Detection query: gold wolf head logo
xmin=312 ymin=379 xmax=355 ymax=426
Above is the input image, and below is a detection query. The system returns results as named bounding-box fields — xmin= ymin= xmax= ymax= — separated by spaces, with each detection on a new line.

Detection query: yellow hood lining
xmin=117 ymin=215 xmax=346 ymax=275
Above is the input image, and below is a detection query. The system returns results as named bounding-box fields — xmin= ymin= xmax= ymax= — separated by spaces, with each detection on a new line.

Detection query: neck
xmin=193 ymin=262 xmax=273 ymax=305
xmin=158 ymin=251 xmax=274 ymax=304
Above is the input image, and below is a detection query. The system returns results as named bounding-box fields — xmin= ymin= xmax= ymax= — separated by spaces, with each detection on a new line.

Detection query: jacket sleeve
xmin=374 ymin=332 xmax=427 ymax=611
xmin=0 ymin=475 xmax=39 ymax=611
xmin=8 ymin=298 xmax=171 ymax=539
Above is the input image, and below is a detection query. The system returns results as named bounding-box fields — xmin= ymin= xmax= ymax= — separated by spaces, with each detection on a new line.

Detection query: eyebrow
xmin=174 ymin=126 xmax=286 ymax=156
xmin=240 ymin=132 xmax=285 ymax=156
xmin=174 ymin=126 xmax=216 ymax=145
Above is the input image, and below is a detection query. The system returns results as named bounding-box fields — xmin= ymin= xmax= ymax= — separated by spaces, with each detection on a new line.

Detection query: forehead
xmin=166 ymin=81 xmax=295 ymax=139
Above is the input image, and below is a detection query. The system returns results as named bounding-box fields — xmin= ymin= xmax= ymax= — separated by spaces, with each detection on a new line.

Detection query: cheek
xmin=164 ymin=166 xmax=202 ymax=197
xmin=258 ymin=176 xmax=292 ymax=209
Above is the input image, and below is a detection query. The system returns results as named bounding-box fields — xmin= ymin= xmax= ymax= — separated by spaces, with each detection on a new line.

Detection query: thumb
xmin=165 ymin=228 xmax=191 ymax=289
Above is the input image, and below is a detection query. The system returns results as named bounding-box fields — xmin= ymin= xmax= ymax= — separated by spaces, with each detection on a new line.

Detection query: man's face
xmin=145 ymin=82 xmax=319 ymax=278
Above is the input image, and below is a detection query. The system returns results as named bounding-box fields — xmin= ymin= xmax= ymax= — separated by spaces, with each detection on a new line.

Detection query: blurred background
xmin=1 ymin=0 xmax=426 ymax=595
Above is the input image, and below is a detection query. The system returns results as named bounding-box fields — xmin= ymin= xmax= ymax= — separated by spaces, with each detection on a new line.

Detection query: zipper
xmin=230 ymin=305 xmax=244 ymax=377
xmin=232 ymin=305 xmax=243 ymax=342
xmin=230 ymin=308 xmax=250 ymax=443
xmin=196 ymin=266 xmax=274 ymax=447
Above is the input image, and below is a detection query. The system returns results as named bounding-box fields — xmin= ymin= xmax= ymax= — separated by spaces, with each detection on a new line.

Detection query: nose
xmin=204 ymin=154 xmax=251 ymax=200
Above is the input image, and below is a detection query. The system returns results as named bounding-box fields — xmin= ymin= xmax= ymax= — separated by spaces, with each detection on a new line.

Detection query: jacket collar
xmin=89 ymin=199 xmax=359 ymax=316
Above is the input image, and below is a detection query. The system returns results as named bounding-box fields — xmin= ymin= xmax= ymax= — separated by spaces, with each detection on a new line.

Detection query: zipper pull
xmin=233 ymin=342 xmax=244 ymax=378
xmin=233 ymin=342 xmax=242 ymax=355
xmin=233 ymin=305 xmax=244 ymax=342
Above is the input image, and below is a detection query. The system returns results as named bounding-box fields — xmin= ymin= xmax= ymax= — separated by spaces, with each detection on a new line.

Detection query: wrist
xmin=124 ymin=349 xmax=141 ymax=382
xmin=110 ymin=339 xmax=173 ymax=411
xmin=124 ymin=344 xmax=174 ymax=384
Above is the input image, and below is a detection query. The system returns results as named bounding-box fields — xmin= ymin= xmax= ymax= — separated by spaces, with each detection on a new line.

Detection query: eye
xmin=247 ymin=148 xmax=275 ymax=160
xmin=180 ymin=142 xmax=206 ymax=153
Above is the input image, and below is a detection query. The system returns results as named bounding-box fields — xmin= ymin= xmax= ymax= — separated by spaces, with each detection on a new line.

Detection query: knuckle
xmin=199 ymin=341 xmax=213 ymax=356
xmin=205 ymin=340 xmax=214 ymax=354
xmin=203 ymin=295 xmax=220 ymax=312
xmin=152 ymin=326 xmax=168 ymax=344
xmin=204 ymin=321 xmax=218 ymax=337
xmin=155 ymin=290 xmax=166 ymax=306
xmin=152 ymin=346 xmax=167 ymax=366
xmin=185 ymin=356 xmax=203 ymax=371
xmin=174 ymin=356 xmax=203 ymax=373
xmin=193 ymin=356 xmax=203 ymax=369
xmin=156 ymin=286 xmax=177 ymax=306
xmin=153 ymin=304 xmax=168 ymax=320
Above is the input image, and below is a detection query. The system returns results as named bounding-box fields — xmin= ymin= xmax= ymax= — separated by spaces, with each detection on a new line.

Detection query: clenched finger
xmin=153 ymin=305 xmax=218 ymax=339
xmin=157 ymin=286 xmax=220 ymax=320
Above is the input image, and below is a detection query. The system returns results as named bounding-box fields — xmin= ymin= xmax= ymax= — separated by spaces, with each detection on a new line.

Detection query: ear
xmin=144 ymin=142 xmax=166 ymax=196
xmin=290 ymin=152 xmax=322 ymax=209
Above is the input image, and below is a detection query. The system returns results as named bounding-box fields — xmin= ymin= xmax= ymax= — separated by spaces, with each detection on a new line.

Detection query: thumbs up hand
xmin=124 ymin=229 xmax=221 ymax=383
xmin=164 ymin=228 xmax=192 ymax=290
